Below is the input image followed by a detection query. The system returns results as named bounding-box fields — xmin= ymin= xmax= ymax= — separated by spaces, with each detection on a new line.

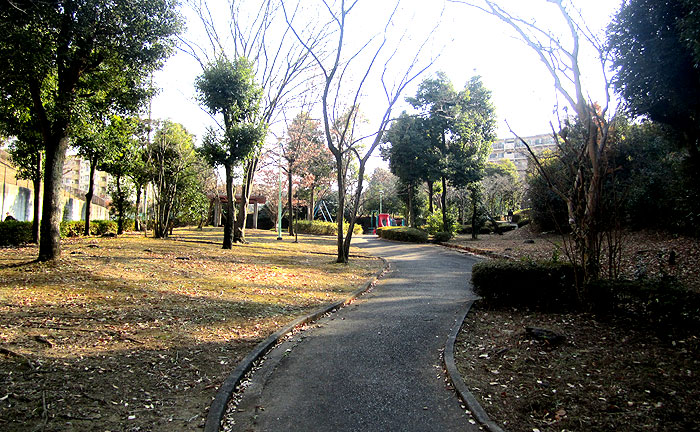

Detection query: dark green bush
xmin=93 ymin=220 xmax=118 ymax=235
xmin=587 ymin=278 xmax=700 ymax=335
xmin=60 ymin=220 xmax=118 ymax=237
xmin=294 ymin=220 xmax=363 ymax=236
xmin=425 ymin=209 xmax=459 ymax=235
xmin=376 ymin=226 xmax=428 ymax=243
xmin=432 ymin=231 xmax=453 ymax=243
xmin=121 ymin=219 xmax=135 ymax=232
xmin=0 ymin=221 xmax=33 ymax=246
xmin=60 ymin=221 xmax=84 ymax=237
xmin=471 ymin=259 xmax=576 ymax=310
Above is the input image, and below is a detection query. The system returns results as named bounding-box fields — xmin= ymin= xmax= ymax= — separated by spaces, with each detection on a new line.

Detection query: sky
xmin=151 ymin=0 xmax=622 ymax=170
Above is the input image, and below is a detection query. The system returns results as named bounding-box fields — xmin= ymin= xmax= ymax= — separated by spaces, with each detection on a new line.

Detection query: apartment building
xmin=489 ymin=133 xmax=558 ymax=176
xmin=62 ymin=155 xmax=112 ymax=198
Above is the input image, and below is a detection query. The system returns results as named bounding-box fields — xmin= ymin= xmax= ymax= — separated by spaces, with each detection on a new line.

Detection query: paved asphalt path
xmin=226 ymin=236 xmax=481 ymax=432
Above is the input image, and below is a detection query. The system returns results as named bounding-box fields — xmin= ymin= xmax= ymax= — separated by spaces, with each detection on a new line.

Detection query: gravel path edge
xmin=443 ymin=299 xmax=508 ymax=432
xmin=203 ymin=256 xmax=390 ymax=432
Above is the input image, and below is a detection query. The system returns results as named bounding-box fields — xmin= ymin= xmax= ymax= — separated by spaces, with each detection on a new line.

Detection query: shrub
xmin=120 ymin=219 xmax=135 ymax=232
xmin=471 ymin=259 xmax=576 ymax=310
xmin=0 ymin=221 xmax=33 ymax=246
xmin=376 ymin=226 xmax=428 ymax=243
xmin=60 ymin=221 xmax=84 ymax=237
xmin=294 ymin=220 xmax=363 ymax=236
xmin=93 ymin=220 xmax=118 ymax=235
xmin=432 ymin=231 xmax=453 ymax=243
xmin=425 ymin=209 xmax=459 ymax=235
xmin=60 ymin=220 xmax=118 ymax=237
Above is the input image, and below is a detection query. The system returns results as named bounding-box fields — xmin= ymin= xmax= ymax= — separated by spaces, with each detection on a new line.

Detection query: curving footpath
xmin=222 ymin=236 xmax=483 ymax=431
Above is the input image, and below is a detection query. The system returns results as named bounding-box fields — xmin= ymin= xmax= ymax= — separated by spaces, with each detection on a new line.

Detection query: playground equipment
xmin=313 ymin=200 xmax=333 ymax=222
xmin=372 ymin=212 xmax=404 ymax=234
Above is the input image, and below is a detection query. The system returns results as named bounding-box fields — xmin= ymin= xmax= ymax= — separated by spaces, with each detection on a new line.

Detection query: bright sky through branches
xmin=152 ymin=0 xmax=622 ymax=155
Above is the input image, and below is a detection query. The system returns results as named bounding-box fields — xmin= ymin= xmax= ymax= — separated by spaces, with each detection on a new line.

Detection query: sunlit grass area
xmin=0 ymin=227 xmax=381 ymax=431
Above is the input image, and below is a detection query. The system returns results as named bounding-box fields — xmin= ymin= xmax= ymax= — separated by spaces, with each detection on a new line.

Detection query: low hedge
xmin=471 ymin=259 xmax=576 ymax=310
xmin=293 ymin=220 xmax=363 ymax=236
xmin=376 ymin=226 xmax=428 ymax=243
xmin=0 ymin=221 xmax=33 ymax=246
xmin=587 ymin=278 xmax=700 ymax=335
xmin=60 ymin=220 xmax=118 ymax=237
xmin=432 ymin=231 xmax=453 ymax=243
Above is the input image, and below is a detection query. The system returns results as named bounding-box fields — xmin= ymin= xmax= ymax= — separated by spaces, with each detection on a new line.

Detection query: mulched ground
xmin=455 ymin=306 xmax=699 ymax=432
xmin=450 ymin=227 xmax=700 ymax=431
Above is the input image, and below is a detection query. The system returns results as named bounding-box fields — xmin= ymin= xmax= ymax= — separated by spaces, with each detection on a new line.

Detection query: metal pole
xmin=379 ymin=190 xmax=383 ymax=214
xmin=277 ymin=138 xmax=283 ymax=240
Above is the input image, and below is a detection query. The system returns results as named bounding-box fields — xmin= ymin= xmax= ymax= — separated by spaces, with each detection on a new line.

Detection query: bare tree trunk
xmin=287 ymin=169 xmax=294 ymax=236
xmin=407 ymin=184 xmax=415 ymax=227
xmin=335 ymin=154 xmax=346 ymax=263
xmin=38 ymin=136 xmax=69 ymax=261
xmin=308 ymin=185 xmax=315 ymax=221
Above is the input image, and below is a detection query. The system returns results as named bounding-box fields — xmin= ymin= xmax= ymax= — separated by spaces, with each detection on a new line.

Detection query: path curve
xmin=225 ymin=236 xmax=481 ymax=431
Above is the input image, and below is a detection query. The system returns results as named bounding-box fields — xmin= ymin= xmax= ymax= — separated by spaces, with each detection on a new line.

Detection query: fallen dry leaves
xmin=0 ymin=228 xmax=381 ymax=431
xmin=450 ymin=227 xmax=700 ymax=431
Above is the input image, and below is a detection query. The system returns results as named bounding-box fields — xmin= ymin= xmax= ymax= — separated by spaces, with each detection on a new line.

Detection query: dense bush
xmin=294 ymin=220 xmax=363 ymax=236
xmin=0 ymin=221 xmax=33 ymax=246
xmin=376 ymin=226 xmax=428 ymax=243
xmin=587 ymin=278 xmax=700 ymax=335
xmin=432 ymin=231 xmax=453 ymax=243
xmin=60 ymin=221 xmax=84 ymax=237
xmin=94 ymin=220 xmax=118 ymax=235
xmin=471 ymin=259 xmax=576 ymax=310
xmin=60 ymin=220 xmax=118 ymax=237
xmin=425 ymin=209 xmax=459 ymax=235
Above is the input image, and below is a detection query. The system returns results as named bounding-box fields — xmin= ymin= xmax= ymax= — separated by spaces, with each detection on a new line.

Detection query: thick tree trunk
xmin=287 ymin=170 xmax=294 ymax=236
xmin=427 ymin=181 xmax=434 ymax=213
xmin=223 ymin=164 xmax=234 ymax=249
xmin=84 ymin=156 xmax=97 ymax=236
xmin=335 ymin=155 xmax=346 ymax=263
xmin=116 ymin=176 xmax=124 ymax=235
xmin=38 ymin=136 xmax=69 ymax=261
xmin=234 ymin=157 xmax=257 ymax=243
xmin=441 ymin=175 xmax=448 ymax=231
xmin=134 ymin=187 xmax=142 ymax=231
xmin=31 ymin=159 xmax=41 ymax=244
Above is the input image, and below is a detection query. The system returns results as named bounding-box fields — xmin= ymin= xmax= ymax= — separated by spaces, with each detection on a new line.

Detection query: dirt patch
xmin=0 ymin=228 xmax=382 ymax=431
xmin=455 ymin=305 xmax=700 ymax=431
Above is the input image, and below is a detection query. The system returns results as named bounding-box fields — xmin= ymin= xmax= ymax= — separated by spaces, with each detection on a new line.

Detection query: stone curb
xmin=203 ymin=256 xmax=391 ymax=432
xmin=444 ymin=299 xmax=508 ymax=432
